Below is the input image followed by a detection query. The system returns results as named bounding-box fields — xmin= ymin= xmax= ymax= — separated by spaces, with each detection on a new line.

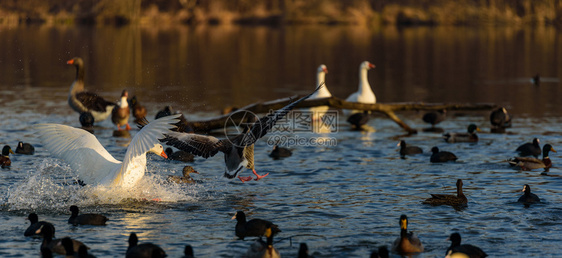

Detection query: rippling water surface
xmin=0 ymin=25 xmax=561 ymax=257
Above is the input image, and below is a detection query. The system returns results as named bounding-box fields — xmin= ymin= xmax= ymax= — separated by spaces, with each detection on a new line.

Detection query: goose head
xmin=361 ymin=61 xmax=376 ymax=70
xmin=149 ymin=144 xmax=168 ymax=159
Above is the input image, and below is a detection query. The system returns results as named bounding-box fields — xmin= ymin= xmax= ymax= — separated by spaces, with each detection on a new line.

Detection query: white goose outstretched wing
xmin=36 ymin=124 xmax=121 ymax=184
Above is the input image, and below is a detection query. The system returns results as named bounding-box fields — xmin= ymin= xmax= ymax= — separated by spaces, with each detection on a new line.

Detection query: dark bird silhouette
xmin=422 ymin=109 xmax=446 ymax=132
xmin=423 ymin=179 xmax=467 ymax=208
xmin=269 ymin=145 xmax=292 ymax=159
xmin=126 ymin=232 xmax=167 ymax=258
xmin=370 ymin=246 xmax=389 ymax=258
xmin=531 ymin=73 xmax=540 ymax=86
xmin=391 ymin=214 xmax=424 ymax=255
xmin=24 ymin=213 xmax=55 ymax=238
xmin=517 ymin=184 xmax=540 ymax=205
xmin=36 ymin=225 xmax=89 ymax=255
xmin=155 ymin=106 xmax=194 ymax=133
xmin=509 ymin=144 xmax=556 ymax=172
xmin=1 ymin=145 xmax=15 ymax=168
xmin=129 ymin=95 xmax=147 ymax=123
xmin=232 ymin=211 xmax=281 ymax=240
xmin=298 ymin=243 xmax=309 ymax=258
xmin=61 ymin=237 xmax=96 ymax=258
xmin=161 ymin=85 xmax=323 ymax=182
xmin=347 ymin=111 xmax=370 ymax=130
xmin=67 ymin=57 xmax=115 ymax=122
xmin=489 ymin=107 xmax=511 ymax=133
xmin=443 ymin=124 xmax=480 ymax=143
xmin=68 ymin=205 xmax=108 ymax=226
xmin=398 ymin=140 xmax=423 ymax=158
xmin=516 ymin=138 xmax=541 ymax=158
xmin=446 ymin=232 xmax=487 ymax=258
xmin=183 ymin=244 xmax=194 ymax=258
xmin=79 ymin=112 xmax=95 ymax=134
xmin=15 ymin=141 xmax=35 ymax=155
xmin=430 ymin=147 xmax=458 ymax=163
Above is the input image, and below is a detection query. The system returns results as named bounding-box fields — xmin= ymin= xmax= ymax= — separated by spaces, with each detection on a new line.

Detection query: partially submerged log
xmin=189 ymin=96 xmax=498 ymax=134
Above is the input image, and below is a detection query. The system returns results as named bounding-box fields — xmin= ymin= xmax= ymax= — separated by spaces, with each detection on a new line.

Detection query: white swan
xmin=345 ymin=61 xmax=376 ymax=114
xmin=36 ymin=115 xmax=179 ymax=188
xmin=309 ymin=64 xmax=332 ymax=122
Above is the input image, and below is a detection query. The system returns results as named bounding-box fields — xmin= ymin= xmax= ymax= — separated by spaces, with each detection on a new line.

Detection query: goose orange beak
xmin=160 ymin=151 xmax=168 ymax=159
xmin=67 ymin=59 xmax=74 ymax=65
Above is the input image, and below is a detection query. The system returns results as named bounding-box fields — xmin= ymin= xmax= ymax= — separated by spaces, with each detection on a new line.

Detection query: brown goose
xmin=112 ymin=89 xmax=131 ymax=131
xmin=391 ymin=214 xmax=424 ymax=255
xmin=509 ymin=144 xmax=556 ymax=172
xmin=162 ymin=84 xmax=323 ymax=182
xmin=423 ymin=179 xmax=468 ymax=208
xmin=67 ymin=57 xmax=115 ymax=122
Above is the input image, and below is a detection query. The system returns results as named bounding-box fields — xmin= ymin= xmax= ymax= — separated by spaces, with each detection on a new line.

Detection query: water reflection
xmin=0 ymin=25 xmax=561 ymax=120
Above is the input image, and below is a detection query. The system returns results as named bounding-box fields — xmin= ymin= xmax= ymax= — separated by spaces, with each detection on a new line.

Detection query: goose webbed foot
xmin=252 ymin=169 xmax=269 ymax=181
xmin=238 ymin=176 xmax=253 ymax=182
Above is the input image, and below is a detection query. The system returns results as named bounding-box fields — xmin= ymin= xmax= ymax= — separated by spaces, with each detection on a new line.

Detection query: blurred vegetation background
xmin=1 ymin=0 xmax=562 ymax=26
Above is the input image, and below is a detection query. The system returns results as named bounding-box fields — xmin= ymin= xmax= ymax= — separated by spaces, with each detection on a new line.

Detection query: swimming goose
xmin=509 ymin=144 xmax=556 ymax=172
xmin=345 ymin=61 xmax=376 ymax=114
xmin=15 ymin=141 xmax=35 ymax=155
xmin=67 ymin=57 xmax=115 ymax=122
xmin=423 ymin=179 xmax=468 ymax=208
xmin=516 ymin=138 xmax=541 ymax=158
xmin=517 ymin=184 xmax=540 ymax=205
xmin=24 ymin=213 xmax=55 ymax=238
xmin=111 ymin=89 xmax=131 ymax=131
xmin=309 ymin=64 xmax=331 ymax=122
xmin=245 ymin=224 xmax=281 ymax=258
xmin=161 ymin=85 xmax=322 ymax=181
xmin=391 ymin=214 xmax=424 ymax=255
xmin=446 ymin=233 xmax=488 ymax=258
xmin=1 ymin=145 xmax=14 ymax=168
xmin=36 ymin=115 xmax=178 ymax=188
xmin=443 ymin=124 xmax=480 ymax=143
xmin=232 ymin=211 xmax=281 ymax=240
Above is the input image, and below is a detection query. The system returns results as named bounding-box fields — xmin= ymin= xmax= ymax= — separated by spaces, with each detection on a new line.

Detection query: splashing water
xmin=6 ymin=159 xmax=202 ymax=212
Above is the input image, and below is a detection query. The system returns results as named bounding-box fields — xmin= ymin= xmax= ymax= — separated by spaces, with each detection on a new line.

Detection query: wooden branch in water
xmin=189 ymin=96 xmax=498 ymax=134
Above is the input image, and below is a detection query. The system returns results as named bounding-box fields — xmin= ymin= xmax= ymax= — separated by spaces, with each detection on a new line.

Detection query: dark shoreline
xmin=1 ymin=0 xmax=561 ymax=27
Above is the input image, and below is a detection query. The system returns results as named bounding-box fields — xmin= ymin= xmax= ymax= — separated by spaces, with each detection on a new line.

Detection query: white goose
xmin=36 ymin=115 xmax=179 ymax=188
xmin=309 ymin=64 xmax=332 ymax=122
xmin=345 ymin=61 xmax=376 ymax=114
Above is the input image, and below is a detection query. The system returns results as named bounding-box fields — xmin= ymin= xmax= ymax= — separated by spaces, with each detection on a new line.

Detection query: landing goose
xmin=162 ymin=85 xmax=322 ymax=181
xmin=36 ymin=115 xmax=178 ymax=188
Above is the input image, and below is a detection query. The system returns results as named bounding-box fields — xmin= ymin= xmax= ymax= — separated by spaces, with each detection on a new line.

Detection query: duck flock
xmin=1 ymin=57 xmax=557 ymax=257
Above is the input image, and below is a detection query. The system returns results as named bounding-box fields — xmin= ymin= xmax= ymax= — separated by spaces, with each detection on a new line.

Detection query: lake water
xmin=0 ymin=24 xmax=561 ymax=257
